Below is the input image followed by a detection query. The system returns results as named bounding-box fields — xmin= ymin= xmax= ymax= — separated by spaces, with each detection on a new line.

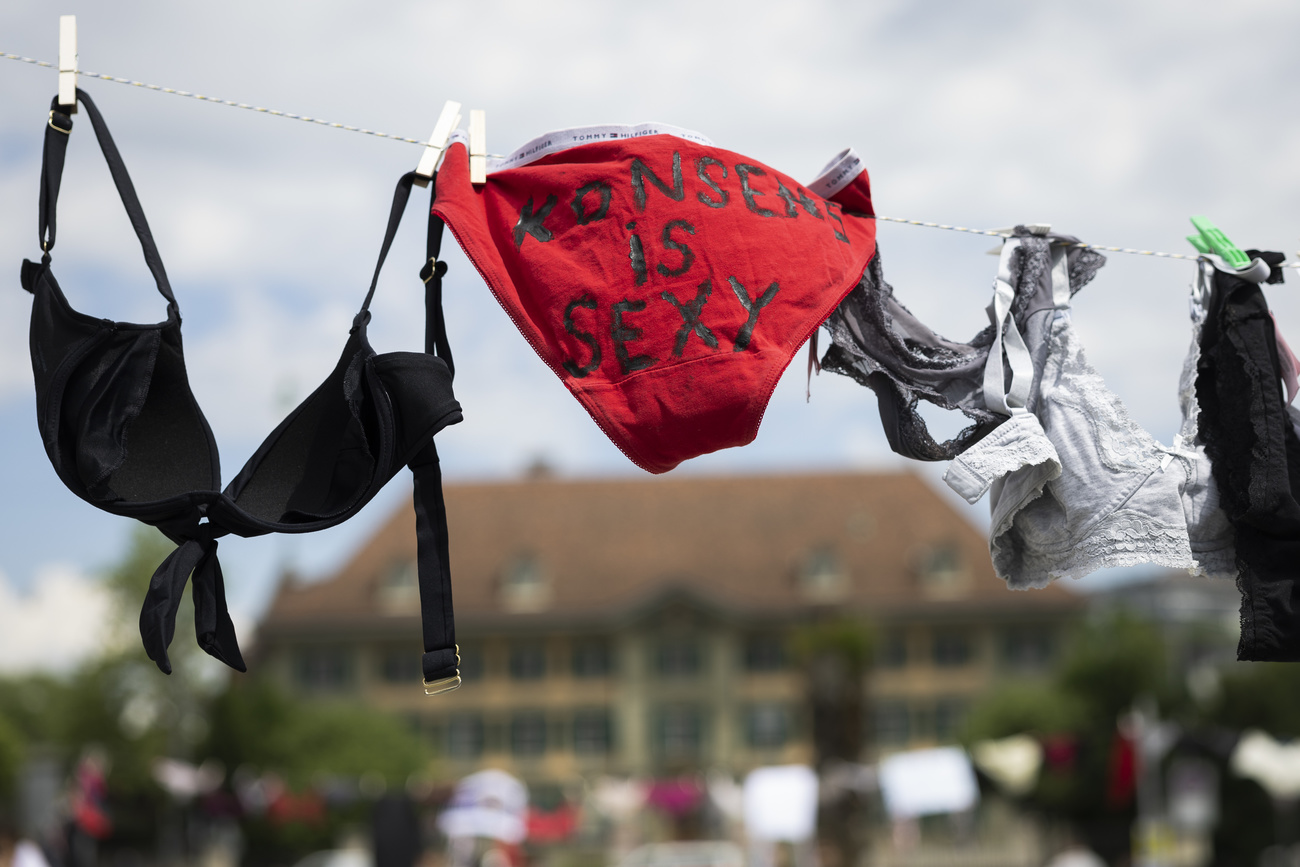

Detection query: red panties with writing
xmin=433 ymin=130 xmax=876 ymax=472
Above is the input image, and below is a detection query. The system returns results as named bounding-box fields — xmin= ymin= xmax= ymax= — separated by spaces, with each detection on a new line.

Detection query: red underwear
xmin=433 ymin=129 xmax=876 ymax=472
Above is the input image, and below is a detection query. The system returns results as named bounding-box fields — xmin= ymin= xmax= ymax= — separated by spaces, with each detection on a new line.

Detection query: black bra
xmin=20 ymin=90 xmax=465 ymax=692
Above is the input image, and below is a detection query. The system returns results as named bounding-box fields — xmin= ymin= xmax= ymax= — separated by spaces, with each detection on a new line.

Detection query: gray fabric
xmin=945 ymin=231 xmax=1236 ymax=588
xmin=819 ymin=234 xmax=1105 ymax=461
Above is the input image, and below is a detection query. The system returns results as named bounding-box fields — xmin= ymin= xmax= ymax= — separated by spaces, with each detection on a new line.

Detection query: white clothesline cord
xmin=873 ymin=216 xmax=1300 ymax=269
xmin=2 ymin=51 xmax=429 ymax=145
xmin=4 ymin=50 xmax=1297 ymax=270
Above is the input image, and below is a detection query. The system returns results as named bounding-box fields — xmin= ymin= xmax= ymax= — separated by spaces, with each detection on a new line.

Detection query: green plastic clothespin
xmin=1187 ymin=216 xmax=1252 ymax=269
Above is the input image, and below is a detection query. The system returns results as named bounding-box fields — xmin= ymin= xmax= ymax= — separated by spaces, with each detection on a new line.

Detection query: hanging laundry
xmin=877 ymin=747 xmax=979 ymax=820
xmin=1229 ymin=729 xmax=1300 ymax=800
xmin=819 ymin=236 xmax=1106 ymax=460
xmin=970 ymin=734 xmax=1042 ymax=797
xmin=943 ymin=229 xmax=1235 ymax=588
xmin=18 ymin=91 xmax=463 ymax=685
xmin=431 ymin=125 xmax=877 ymax=473
xmin=1193 ymin=250 xmax=1300 ymax=661
xmin=741 ymin=765 xmax=819 ymax=842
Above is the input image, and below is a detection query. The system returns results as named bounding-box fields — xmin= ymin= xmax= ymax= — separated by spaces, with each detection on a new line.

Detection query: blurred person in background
xmin=0 ymin=808 xmax=52 ymax=867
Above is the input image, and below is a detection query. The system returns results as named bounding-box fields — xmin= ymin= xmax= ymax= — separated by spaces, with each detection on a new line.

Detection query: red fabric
xmin=1042 ymin=734 xmax=1078 ymax=773
xmin=266 ymin=790 xmax=326 ymax=826
xmin=1106 ymin=732 xmax=1137 ymax=809
xmin=433 ymin=137 xmax=876 ymax=473
xmin=526 ymin=804 xmax=579 ymax=842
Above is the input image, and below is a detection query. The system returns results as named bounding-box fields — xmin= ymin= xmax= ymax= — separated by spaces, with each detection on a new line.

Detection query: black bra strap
xmin=420 ymin=178 xmax=455 ymax=377
xmin=38 ymin=90 xmax=177 ymax=309
xmin=410 ymin=439 xmax=459 ymax=690
xmin=359 ymin=171 xmax=460 ymax=690
xmin=358 ymin=172 xmax=417 ymax=317
xmin=358 ymin=171 xmax=455 ymax=377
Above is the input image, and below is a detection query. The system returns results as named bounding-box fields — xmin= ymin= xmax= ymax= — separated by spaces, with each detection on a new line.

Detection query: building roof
xmin=259 ymin=470 xmax=1081 ymax=639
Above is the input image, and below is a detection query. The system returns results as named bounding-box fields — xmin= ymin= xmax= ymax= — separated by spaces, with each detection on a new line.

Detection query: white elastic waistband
xmin=449 ymin=122 xmax=716 ymax=174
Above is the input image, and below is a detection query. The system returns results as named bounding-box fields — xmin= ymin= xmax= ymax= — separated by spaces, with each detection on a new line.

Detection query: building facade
xmin=254 ymin=471 xmax=1081 ymax=783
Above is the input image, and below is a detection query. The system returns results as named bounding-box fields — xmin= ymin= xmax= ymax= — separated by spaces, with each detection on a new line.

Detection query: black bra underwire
xmin=23 ymin=90 xmax=462 ymax=687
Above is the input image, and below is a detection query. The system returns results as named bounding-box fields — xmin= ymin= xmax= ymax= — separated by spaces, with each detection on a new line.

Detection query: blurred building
xmin=254 ymin=471 xmax=1081 ymax=781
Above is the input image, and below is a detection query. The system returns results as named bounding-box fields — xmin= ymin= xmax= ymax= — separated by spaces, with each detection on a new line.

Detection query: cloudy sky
xmin=1 ymin=0 xmax=1298 ymax=672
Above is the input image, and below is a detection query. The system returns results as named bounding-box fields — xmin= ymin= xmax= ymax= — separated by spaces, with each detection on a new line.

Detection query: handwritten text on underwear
xmin=510 ymin=150 xmax=851 ymax=377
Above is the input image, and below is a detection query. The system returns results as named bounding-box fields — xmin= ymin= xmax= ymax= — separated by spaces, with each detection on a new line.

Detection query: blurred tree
xmin=961 ymin=612 xmax=1169 ymax=860
xmin=791 ymin=618 xmax=872 ymax=867
xmin=200 ymin=676 xmax=430 ymax=788
xmin=0 ymin=713 xmax=23 ymax=806
xmin=0 ymin=526 xmax=433 ymax=863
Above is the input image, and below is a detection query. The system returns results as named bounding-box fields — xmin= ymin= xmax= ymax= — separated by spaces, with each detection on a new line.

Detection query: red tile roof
xmin=260 ymin=471 xmax=1079 ymax=636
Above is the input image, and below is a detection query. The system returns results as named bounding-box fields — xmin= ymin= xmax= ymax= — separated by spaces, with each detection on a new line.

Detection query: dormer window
xmin=799 ymin=545 xmax=847 ymax=602
xmin=376 ymin=559 xmax=418 ymax=613
xmin=501 ymin=553 xmax=551 ymax=612
xmin=915 ymin=543 xmax=970 ymax=599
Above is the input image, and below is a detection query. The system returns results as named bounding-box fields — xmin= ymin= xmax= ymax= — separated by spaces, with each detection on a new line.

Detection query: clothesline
xmin=5 ymin=49 xmax=1297 ymax=270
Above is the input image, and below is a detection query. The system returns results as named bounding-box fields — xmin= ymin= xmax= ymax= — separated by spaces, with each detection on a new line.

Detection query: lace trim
xmin=1045 ymin=315 xmax=1162 ymax=474
xmin=944 ymin=413 xmax=1060 ymax=504
xmin=995 ymin=509 xmax=1197 ymax=589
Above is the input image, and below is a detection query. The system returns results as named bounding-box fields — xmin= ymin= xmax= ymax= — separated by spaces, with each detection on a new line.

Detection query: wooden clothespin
xmin=413 ymin=100 xmax=462 ymax=188
xmin=469 ymin=109 xmax=487 ymax=185
xmin=58 ymin=14 xmax=77 ymax=113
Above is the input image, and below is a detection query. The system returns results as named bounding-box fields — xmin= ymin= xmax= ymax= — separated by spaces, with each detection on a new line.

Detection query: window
xmin=377 ymin=560 xmax=418 ymax=612
xmin=932 ymin=630 xmax=973 ymax=667
xmin=293 ymin=647 xmax=354 ymax=691
xmin=877 ymin=631 xmax=908 ymax=669
xmin=510 ymin=711 xmax=547 ymax=757
xmin=916 ymin=543 xmax=970 ymax=598
xmin=800 ymin=545 xmax=847 ymax=601
xmin=459 ymin=644 xmax=485 ymax=681
xmin=572 ymin=639 xmax=613 ymax=678
xmin=500 ymin=553 xmax=551 ymax=612
xmin=379 ymin=648 xmax=421 ymax=684
xmin=446 ymin=714 xmax=484 ymax=759
xmin=573 ymin=709 xmax=613 ymax=755
xmin=934 ymin=698 xmax=968 ymax=742
xmin=509 ymin=642 xmax=547 ymax=680
xmin=744 ymin=703 xmax=790 ymax=749
xmin=743 ymin=633 xmax=786 ymax=672
xmin=655 ymin=705 xmax=706 ymax=761
xmin=872 ymin=701 xmax=910 ymax=746
xmin=1001 ymin=626 xmax=1056 ymax=670
xmin=655 ymin=639 xmax=703 ymax=678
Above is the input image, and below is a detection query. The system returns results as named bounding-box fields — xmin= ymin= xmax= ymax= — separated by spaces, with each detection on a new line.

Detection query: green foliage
xmin=959 ymin=612 xmax=1171 ymax=825
xmin=961 ymin=681 xmax=1085 ymax=744
xmin=0 ymin=712 xmax=24 ymax=801
xmin=1206 ymin=663 xmax=1300 ymax=738
xmin=1056 ymin=613 xmax=1169 ymax=726
xmin=201 ymin=677 xmax=431 ymax=789
xmin=790 ymin=618 xmax=874 ymax=671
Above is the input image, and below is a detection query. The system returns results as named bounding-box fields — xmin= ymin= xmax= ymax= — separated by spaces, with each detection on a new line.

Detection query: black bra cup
xmin=22 ymin=90 xmax=464 ymax=682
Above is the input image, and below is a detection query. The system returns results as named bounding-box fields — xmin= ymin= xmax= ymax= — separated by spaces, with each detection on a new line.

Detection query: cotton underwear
xmin=431 ymin=126 xmax=877 ymax=473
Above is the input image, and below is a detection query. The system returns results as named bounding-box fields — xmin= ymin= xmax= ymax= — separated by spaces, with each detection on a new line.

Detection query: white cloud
xmin=0 ymin=565 xmax=115 ymax=675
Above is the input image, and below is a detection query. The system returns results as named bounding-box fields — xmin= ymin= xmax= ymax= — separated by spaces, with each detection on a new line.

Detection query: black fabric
xmin=1195 ymin=253 xmax=1300 ymax=661
xmin=21 ymin=90 xmax=462 ymax=683
xmin=372 ymin=792 xmax=422 ymax=867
